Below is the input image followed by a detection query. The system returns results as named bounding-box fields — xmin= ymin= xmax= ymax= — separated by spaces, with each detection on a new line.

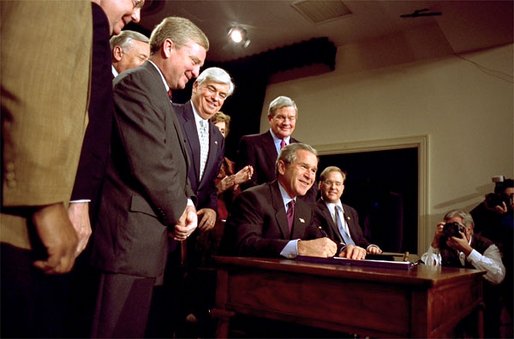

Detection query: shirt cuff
xmin=69 ymin=199 xmax=91 ymax=203
xmin=280 ymin=239 xmax=299 ymax=259
xmin=466 ymin=249 xmax=480 ymax=263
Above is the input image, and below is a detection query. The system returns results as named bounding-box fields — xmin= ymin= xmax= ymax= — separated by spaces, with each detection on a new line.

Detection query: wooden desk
xmin=212 ymin=256 xmax=484 ymax=338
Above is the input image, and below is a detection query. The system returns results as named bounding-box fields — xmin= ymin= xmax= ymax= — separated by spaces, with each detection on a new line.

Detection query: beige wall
xmin=261 ymin=26 xmax=513 ymax=254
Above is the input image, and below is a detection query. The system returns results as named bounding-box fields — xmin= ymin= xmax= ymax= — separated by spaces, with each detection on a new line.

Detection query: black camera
xmin=485 ymin=192 xmax=513 ymax=209
xmin=439 ymin=222 xmax=465 ymax=248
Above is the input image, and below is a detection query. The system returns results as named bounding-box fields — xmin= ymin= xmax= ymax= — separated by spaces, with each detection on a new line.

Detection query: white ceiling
xmin=137 ymin=0 xmax=513 ymax=62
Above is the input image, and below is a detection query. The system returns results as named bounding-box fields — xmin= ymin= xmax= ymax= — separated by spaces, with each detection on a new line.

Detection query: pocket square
xmin=299 ymin=218 xmax=305 ymax=223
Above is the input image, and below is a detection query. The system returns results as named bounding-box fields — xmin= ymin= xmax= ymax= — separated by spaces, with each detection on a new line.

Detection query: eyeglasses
xmin=323 ymin=180 xmax=343 ymax=187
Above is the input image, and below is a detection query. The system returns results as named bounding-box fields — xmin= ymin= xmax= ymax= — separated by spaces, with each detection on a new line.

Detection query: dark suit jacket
xmin=222 ymin=180 xmax=317 ymax=257
xmin=312 ymin=200 xmax=370 ymax=249
xmin=237 ymin=130 xmax=298 ymax=189
xmin=90 ymin=61 xmax=193 ymax=278
xmin=70 ymin=2 xmax=113 ymax=215
xmin=173 ymin=101 xmax=224 ymax=210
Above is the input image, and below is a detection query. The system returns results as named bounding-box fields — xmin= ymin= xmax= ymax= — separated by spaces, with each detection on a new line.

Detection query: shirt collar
xmin=112 ymin=65 xmax=119 ymax=77
xmin=270 ymin=129 xmax=290 ymax=144
xmin=323 ymin=199 xmax=343 ymax=214
xmin=278 ymin=181 xmax=295 ymax=208
xmin=190 ymin=102 xmax=208 ymax=127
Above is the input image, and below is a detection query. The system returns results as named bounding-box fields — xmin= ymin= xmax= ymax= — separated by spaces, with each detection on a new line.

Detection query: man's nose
xmin=131 ymin=8 xmax=141 ymax=23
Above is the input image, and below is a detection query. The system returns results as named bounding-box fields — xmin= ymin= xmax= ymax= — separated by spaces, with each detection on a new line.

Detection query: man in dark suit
xmin=223 ymin=143 xmax=337 ymax=258
xmin=171 ymin=67 xmax=233 ymax=337
xmin=313 ymin=166 xmax=382 ymax=259
xmin=174 ymin=67 xmax=233 ymax=236
xmin=237 ymin=96 xmax=298 ymax=189
xmin=89 ymin=17 xmax=209 ymax=338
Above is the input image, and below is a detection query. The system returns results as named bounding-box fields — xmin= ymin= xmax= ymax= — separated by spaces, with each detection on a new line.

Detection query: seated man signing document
xmin=222 ymin=143 xmax=337 ymax=258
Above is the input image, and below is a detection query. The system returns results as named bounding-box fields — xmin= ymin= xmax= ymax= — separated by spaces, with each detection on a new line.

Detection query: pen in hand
xmin=317 ymin=226 xmax=328 ymax=237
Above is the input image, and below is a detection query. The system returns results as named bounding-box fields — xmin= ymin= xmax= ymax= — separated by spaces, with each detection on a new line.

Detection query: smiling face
xmin=192 ymin=80 xmax=230 ymax=120
xmin=162 ymin=40 xmax=206 ymax=90
xmin=320 ymin=170 xmax=345 ymax=203
xmin=269 ymin=106 xmax=297 ymax=139
xmin=278 ymin=149 xmax=317 ymax=198
xmin=96 ymin=0 xmax=143 ymax=36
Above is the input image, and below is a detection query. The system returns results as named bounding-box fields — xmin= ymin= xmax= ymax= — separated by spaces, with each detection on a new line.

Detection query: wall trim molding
xmin=314 ymin=135 xmax=429 ymax=255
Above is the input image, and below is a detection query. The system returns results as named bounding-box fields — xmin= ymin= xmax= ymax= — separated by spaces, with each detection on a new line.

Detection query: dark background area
xmin=317 ymin=147 xmax=418 ymax=253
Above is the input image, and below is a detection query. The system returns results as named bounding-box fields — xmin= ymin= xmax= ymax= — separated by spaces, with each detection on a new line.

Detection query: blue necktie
xmin=335 ymin=206 xmax=354 ymax=246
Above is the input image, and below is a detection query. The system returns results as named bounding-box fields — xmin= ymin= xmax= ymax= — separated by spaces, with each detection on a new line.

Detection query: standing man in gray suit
xmin=89 ymin=17 xmax=209 ymax=338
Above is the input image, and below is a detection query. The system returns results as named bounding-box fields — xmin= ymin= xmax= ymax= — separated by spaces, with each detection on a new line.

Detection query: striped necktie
xmin=335 ymin=206 xmax=354 ymax=246
xmin=199 ymin=120 xmax=209 ymax=180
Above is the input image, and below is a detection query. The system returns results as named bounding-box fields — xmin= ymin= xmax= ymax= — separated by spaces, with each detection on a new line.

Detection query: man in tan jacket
xmin=1 ymin=1 xmax=92 ymax=337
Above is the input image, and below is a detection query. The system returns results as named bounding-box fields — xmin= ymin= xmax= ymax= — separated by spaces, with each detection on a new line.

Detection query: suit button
xmin=6 ymin=178 xmax=16 ymax=188
xmin=6 ymin=162 xmax=15 ymax=171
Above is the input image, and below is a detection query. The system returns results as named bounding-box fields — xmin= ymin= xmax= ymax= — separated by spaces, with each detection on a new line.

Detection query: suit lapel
xmin=291 ymin=200 xmax=310 ymax=239
xmin=181 ymin=103 xmax=202 ymax=181
xmin=270 ymin=182 xmax=290 ymax=239
xmin=263 ymin=131 xmax=278 ymax=172
xmin=342 ymin=205 xmax=356 ymax=239
xmin=200 ymin=122 xmax=220 ymax=184
xmin=323 ymin=202 xmax=344 ymax=243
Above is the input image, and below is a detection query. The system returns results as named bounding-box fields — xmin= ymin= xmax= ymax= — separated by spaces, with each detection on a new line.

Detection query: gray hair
xmin=444 ymin=209 xmax=474 ymax=228
xmin=195 ymin=67 xmax=235 ymax=96
xmin=276 ymin=143 xmax=318 ymax=174
xmin=149 ymin=16 xmax=209 ymax=55
xmin=110 ymin=30 xmax=149 ymax=51
xmin=268 ymin=96 xmax=298 ymax=118
xmin=319 ymin=166 xmax=346 ymax=182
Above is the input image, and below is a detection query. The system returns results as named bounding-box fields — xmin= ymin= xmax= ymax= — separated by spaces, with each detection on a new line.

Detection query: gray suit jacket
xmin=90 ymin=61 xmax=193 ymax=278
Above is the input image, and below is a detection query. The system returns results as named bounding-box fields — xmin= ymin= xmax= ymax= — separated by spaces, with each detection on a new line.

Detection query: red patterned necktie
xmin=280 ymin=139 xmax=286 ymax=149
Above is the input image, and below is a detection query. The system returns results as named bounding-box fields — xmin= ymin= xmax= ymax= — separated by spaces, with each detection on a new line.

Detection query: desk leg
xmin=213 ymin=269 xmax=235 ymax=338
xmin=477 ymin=302 xmax=485 ymax=339
xmin=211 ymin=308 xmax=235 ymax=338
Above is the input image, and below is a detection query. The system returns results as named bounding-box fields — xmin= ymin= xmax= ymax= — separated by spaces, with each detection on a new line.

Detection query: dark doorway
xmin=318 ymin=147 xmax=418 ymax=253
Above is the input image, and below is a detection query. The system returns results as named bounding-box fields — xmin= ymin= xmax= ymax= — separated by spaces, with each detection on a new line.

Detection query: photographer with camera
xmin=471 ymin=178 xmax=514 ymax=245
xmin=471 ymin=177 xmax=513 ymax=337
xmin=421 ymin=209 xmax=505 ymax=337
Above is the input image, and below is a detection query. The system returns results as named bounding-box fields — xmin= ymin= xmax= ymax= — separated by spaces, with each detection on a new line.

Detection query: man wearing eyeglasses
xmin=314 ymin=166 xmax=382 ymax=260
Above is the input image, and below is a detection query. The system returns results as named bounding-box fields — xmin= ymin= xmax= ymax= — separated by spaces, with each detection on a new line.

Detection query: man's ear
xmin=277 ymin=160 xmax=286 ymax=175
xmin=113 ymin=46 xmax=123 ymax=61
xmin=162 ymin=38 xmax=175 ymax=58
xmin=192 ymin=81 xmax=199 ymax=94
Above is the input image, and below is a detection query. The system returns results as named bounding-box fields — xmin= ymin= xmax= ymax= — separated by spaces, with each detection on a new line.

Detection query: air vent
xmin=292 ymin=0 xmax=352 ymax=24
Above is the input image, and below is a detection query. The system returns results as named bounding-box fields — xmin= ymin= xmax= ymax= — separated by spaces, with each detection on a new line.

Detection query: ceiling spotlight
xmin=228 ymin=26 xmax=251 ymax=48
